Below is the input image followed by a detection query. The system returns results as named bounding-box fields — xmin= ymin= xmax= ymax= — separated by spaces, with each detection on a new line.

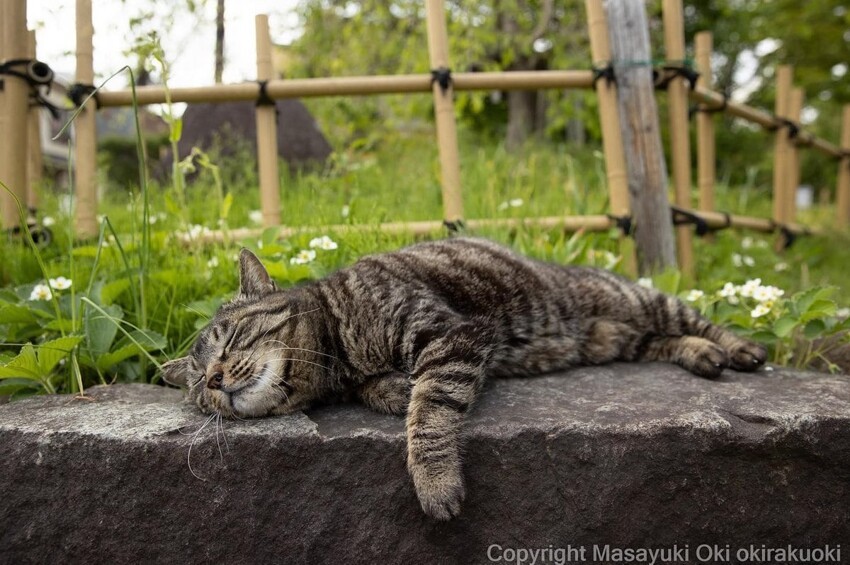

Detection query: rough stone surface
xmin=1 ymin=364 xmax=848 ymax=564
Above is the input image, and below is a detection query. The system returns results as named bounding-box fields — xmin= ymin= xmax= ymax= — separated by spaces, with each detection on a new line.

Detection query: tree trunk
xmin=606 ymin=0 xmax=677 ymax=274
xmin=506 ymin=87 xmax=536 ymax=151
xmin=214 ymin=0 xmax=225 ymax=83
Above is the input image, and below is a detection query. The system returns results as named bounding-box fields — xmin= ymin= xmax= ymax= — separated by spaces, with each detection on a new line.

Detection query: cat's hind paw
xmin=727 ymin=340 xmax=768 ymax=372
xmin=410 ymin=464 xmax=466 ymax=521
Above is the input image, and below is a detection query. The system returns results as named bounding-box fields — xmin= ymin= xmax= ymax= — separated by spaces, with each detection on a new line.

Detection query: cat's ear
xmin=161 ymin=356 xmax=193 ymax=388
xmin=238 ymin=248 xmax=277 ymax=298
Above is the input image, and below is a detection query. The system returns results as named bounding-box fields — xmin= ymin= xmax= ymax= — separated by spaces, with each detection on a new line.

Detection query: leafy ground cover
xmin=2 ymin=125 xmax=848 ymax=398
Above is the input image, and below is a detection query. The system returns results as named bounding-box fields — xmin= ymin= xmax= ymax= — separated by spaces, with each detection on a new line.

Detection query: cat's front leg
xmin=405 ymin=324 xmax=490 ymax=520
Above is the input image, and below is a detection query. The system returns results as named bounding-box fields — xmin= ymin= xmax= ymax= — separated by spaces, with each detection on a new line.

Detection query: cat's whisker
xmin=243 ymin=308 xmax=323 ymax=365
xmin=187 ymin=413 xmax=217 ymax=481
xmin=258 ymin=339 xmax=338 ymax=361
xmin=214 ymin=412 xmax=225 ymax=463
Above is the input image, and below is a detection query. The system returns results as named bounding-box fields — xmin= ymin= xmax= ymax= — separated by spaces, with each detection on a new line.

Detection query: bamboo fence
xmin=1 ymin=0 xmax=848 ymax=273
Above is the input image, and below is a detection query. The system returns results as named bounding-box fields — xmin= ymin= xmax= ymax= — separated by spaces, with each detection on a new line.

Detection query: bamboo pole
xmin=585 ymin=0 xmax=636 ymax=275
xmin=0 ymin=0 xmax=30 ymax=231
xmin=27 ymin=30 xmax=42 ymax=214
xmin=255 ymin=14 xmax=281 ymax=227
xmin=694 ymin=31 xmax=715 ymax=215
xmin=188 ymin=210 xmax=815 ymax=246
xmin=690 ymin=85 xmax=843 ymax=158
xmin=785 ymin=87 xmax=804 ymax=224
xmin=74 ymin=0 xmax=98 ymax=238
xmin=771 ymin=65 xmax=793 ymax=227
xmin=425 ymin=0 xmax=463 ymax=224
xmin=95 ymin=71 xmax=595 ymax=107
xmin=662 ymin=0 xmax=694 ymax=278
xmin=837 ymin=105 xmax=850 ymax=227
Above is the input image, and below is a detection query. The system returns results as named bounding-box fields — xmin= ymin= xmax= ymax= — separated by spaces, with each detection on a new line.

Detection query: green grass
xmin=1 ymin=126 xmax=849 ymax=396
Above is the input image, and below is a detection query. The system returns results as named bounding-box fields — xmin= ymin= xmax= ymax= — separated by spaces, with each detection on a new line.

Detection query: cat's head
xmin=162 ymin=249 xmax=320 ymax=418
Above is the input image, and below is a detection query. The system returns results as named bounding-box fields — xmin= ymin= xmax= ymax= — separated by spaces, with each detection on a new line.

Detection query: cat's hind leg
xmin=356 ymin=372 xmax=412 ymax=415
xmin=638 ymin=335 xmax=729 ymax=379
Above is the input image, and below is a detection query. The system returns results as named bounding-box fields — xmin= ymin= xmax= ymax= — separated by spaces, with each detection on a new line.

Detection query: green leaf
xmin=0 ymin=379 xmax=40 ymax=396
xmin=799 ymin=300 xmax=836 ymax=322
xmin=169 ymin=116 xmax=183 ymax=143
xmin=0 ymin=344 xmax=41 ymax=380
xmin=773 ymin=316 xmax=798 ymax=338
xmin=804 ymin=319 xmax=827 ymax=340
xmin=95 ymin=330 xmax=166 ymax=370
xmin=0 ymin=304 xmax=40 ymax=324
xmin=85 ymin=303 xmax=123 ymax=356
xmin=99 ymin=279 xmax=131 ymax=305
xmin=37 ymin=335 xmax=84 ymax=374
xmin=750 ymin=330 xmax=778 ymax=345
xmin=43 ymin=319 xmax=77 ymax=333
xmin=793 ymin=287 xmax=836 ymax=316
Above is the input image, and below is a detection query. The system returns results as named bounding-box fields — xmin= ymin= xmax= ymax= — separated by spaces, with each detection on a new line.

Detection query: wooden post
xmin=837 ymin=105 xmax=850 ymax=227
xmin=771 ymin=65 xmax=793 ymax=226
xmin=0 ymin=0 xmax=30 ymax=230
xmin=27 ymin=30 xmax=42 ymax=214
xmin=255 ymin=14 xmax=281 ymax=227
xmin=75 ymin=0 xmax=98 ymax=238
xmin=424 ymin=0 xmax=464 ymax=225
xmin=694 ymin=31 xmax=715 ymax=215
xmin=662 ymin=0 xmax=694 ymax=278
xmin=585 ymin=0 xmax=636 ymax=275
xmin=606 ymin=0 xmax=677 ymax=274
xmin=785 ymin=87 xmax=804 ymax=224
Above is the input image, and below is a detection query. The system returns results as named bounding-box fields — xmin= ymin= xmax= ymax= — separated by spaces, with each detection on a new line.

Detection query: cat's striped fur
xmin=163 ymin=237 xmax=766 ymax=520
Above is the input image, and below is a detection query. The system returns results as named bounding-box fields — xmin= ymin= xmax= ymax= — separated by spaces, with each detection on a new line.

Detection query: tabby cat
xmin=163 ymin=238 xmax=766 ymax=520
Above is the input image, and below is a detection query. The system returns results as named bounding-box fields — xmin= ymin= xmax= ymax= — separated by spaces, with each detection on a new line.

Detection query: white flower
xmin=751 ymin=303 xmax=771 ymax=318
xmin=29 ymin=283 xmax=52 ymax=301
xmin=178 ymin=224 xmax=211 ymax=243
xmin=743 ymin=255 xmax=755 ymax=267
xmin=96 ymin=214 xmax=106 ymax=223
xmin=732 ymin=253 xmax=743 ymax=267
xmin=752 ymin=284 xmax=784 ymax=303
xmin=341 ymin=205 xmax=350 ymax=218
xmin=497 ymin=201 xmax=509 ymax=211
xmin=742 ymin=236 xmax=753 ymax=249
xmin=148 ymin=215 xmax=158 ymax=225
xmin=837 ymin=307 xmax=850 ymax=319
xmin=249 ymin=210 xmax=263 ymax=224
xmin=686 ymin=289 xmax=705 ymax=302
xmin=774 ymin=262 xmax=789 ymax=272
xmin=718 ymin=282 xmax=740 ymax=305
xmin=309 ymin=236 xmax=338 ymax=250
xmin=740 ymin=279 xmax=762 ymax=298
xmin=509 ymin=198 xmax=524 ymax=208
xmin=207 ymin=256 xmax=219 ymax=268
xmin=49 ymin=276 xmax=72 ymax=290
xmin=290 ymin=249 xmax=316 ymax=265
xmin=637 ymin=277 xmax=653 ymax=289
xmin=42 ymin=216 xmax=56 ymax=227
xmin=257 ymin=240 xmax=264 ymax=249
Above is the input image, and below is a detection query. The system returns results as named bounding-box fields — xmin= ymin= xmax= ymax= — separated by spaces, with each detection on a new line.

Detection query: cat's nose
xmin=207 ymin=371 xmax=224 ymax=390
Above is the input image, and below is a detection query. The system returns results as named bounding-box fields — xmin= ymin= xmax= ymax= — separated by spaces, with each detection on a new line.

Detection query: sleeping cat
xmin=162 ymin=237 xmax=766 ymax=520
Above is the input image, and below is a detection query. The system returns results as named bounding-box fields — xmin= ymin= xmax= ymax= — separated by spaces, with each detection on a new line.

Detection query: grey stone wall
xmin=1 ymin=364 xmax=848 ymax=564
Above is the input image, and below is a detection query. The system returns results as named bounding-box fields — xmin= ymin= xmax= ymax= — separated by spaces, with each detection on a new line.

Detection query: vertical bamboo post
xmin=662 ymin=0 xmax=694 ymax=278
xmin=837 ymin=105 xmax=850 ymax=227
xmin=607 ymin=0 xmax=678 ymax=274
xmin=255 ymin=14 xmax=281 ymax=227
xmin=27 ymin=30 xmax=42 ymax=214
xmin=694 ymin=31 xmax=715 ymax=215
xmin=74 ymin=0 xmax=98 ymax=238
xmin=585 ymin=0 xmax=636 ymax=275
xmin=0 ymin=0 xmax=30 ymax=230
xmin=424 ymin=0 xmax=464 ymax=225
xmin=771 ymin=65 xmax=793 ymax=226
xmin=784 ymin=87 xmax=804 ymax=224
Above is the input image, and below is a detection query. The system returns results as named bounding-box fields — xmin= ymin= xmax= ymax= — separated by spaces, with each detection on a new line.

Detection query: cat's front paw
xmin=727 ymin=340 xmax=768 ymax=372
xmin=409 ymin=462 xmax=466 ymax=521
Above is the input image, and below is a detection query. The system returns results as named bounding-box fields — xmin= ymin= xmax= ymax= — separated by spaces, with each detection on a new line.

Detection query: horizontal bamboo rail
xmin=690 ymin=86 xmax=842 ymax=159
xmin=187 ymin=209 xmax=815 ymax=245
xmin=96 ymin=71 xmax=594 ymax=107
